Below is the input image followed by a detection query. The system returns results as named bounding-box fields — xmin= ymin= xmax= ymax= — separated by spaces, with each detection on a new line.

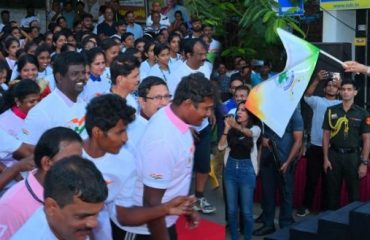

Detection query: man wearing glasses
xmin=125 ymin=76 xmax=171 ymax=153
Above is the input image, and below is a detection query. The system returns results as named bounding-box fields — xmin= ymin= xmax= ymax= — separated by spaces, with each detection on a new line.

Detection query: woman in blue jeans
xmin=218 ymin=101 xmax=261 ymax=240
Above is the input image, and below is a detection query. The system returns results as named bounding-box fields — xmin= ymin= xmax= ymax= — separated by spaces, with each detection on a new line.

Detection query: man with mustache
xmin=12 ymin=155 xmax=108 ymax=240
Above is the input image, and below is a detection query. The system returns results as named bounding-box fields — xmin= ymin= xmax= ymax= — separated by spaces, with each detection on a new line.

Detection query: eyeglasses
xmin=145 ymin=94 xmax=172 ymax=101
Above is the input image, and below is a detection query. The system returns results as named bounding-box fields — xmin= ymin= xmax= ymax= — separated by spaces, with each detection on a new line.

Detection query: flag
xmin=245 ymin=28 xmax=319 ymax=137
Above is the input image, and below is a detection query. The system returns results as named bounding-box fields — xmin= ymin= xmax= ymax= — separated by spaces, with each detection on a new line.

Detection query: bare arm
xmin=322 ymin=129 xmax=332 ymax=173
xmin=343 ymin=61 xmax=370 ymax=76
xmin=143 ymin=186 xmax=170 ymax=240
xmin=358 ymin=133 xmax=370 ymax=178
xmin=305 ymin=70 xmax=327 ymax=97
xmin=12 ymin=143 xmax=34 ymax=160
xmin=116 ymin=195 xmax=193 ymax=226
xmin=280 ymin=130 xmax=303 ymax=173
xmin=0 ymin=155 xmax=34 ymax=190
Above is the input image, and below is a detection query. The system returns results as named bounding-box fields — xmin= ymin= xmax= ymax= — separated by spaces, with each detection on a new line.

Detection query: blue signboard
xmin=278 ymin=0 xmax=304 ymax=16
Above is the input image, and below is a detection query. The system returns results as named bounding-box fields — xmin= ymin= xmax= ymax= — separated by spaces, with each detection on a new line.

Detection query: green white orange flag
xmin=245 ymin=28 xmax=320 ymax=137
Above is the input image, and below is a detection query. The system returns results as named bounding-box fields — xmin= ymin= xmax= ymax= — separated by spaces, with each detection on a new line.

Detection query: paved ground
xmin=193 ymin=178 xmax=312 ymax=240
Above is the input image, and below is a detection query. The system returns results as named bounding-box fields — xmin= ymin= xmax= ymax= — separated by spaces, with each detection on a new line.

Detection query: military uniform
xmin=322 ymin=103 xmax=370 ymax=210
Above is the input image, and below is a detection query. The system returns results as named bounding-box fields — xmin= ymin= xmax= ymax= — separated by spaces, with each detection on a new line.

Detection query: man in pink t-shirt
xmin=0 ymin=127 xmax=83 ymax=239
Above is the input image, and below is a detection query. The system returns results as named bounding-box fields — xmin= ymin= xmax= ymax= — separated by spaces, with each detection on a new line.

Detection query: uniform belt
xmin=331 ymin=147 xmax=359 ymax=154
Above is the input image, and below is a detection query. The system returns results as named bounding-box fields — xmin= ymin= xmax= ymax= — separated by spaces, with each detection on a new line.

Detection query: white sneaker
xmin=194 ymin=197 xmax=216 ymax=214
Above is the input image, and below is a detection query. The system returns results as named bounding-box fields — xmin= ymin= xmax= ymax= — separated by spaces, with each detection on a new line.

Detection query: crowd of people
xmin=0 ymin=0 xmax=370 ymax=240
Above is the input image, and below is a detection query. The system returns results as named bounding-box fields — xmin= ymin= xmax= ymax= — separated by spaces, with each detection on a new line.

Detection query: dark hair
xmin=52 ymin=30 xmax=67 ymax=43
xmin=3 ymin=79 xmax=40 ymax=111
xmin=124 ymin=47 xmax=140 ymax=58
xmin=1 ymin=10 xmax=9 ymax=16
xmin=183 ymin=38 xmax=207 ymax=56
xmin=121 ymin=32 xmax=134 ymax=42
xmin=17 ymin=54 xmax=39 ymax=73
xmin=100 ymin=38 xmax=120 ymax=51
xmin=43 ymin=31 xmax=53 ymax=41
xmin=110 ymin=53 xmax=140 ymax=84
xmin=341 ymin=79 xmax=358 ymax=90
xmin=144 ymin=41 xmax=156 ymax=54
xmin=44 ymin=155 xmax=108 ymax=208
xmin=24 ymin=41 xmax=38 ymax=54
xmin=153 ymin=43 xmax=169 ymax=56
xmin=229 ymin=78 xmax=243 ymax=87
xmin=82 ymin=13 xmax=93 ymax=20
xmin=168 ymin=32 xmax=181 ymax=44
xmin=234 ymin=85 xmax=250 ymax=94
xmin=114 ymin=19 xmax=126 ymax=28
xmin=56 ymin=16 xmax=66 ymax=26
xmin=4 ymin=37 xmax=19 ymax=51
xmin=85 ymin=47 xmax=104 ymax=65
xmin=125 ymin=10 xmax=134 ymax=17
xmin=138 ymin=76 xmax=167 ymax=98
xmin=134 ymin=38 xmax=146 ymax=48
xmin=173 ymin=72 xmax=214 ymax=106
xmin=53 ymin=51 xmax=86 ymax=77
xmin=76 ymin=1 xmax=85 ymax=7
xmin=85 ymin=94 xmax=136 ymax=136
xmin=35 ymin=43 xmax=52 ymax=57
xmin=34 ymin=127 xmax=82 ymax=168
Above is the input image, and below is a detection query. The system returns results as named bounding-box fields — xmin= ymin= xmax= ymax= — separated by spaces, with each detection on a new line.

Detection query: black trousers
xmin=111 ymin=220 xmax=177 ymax=240
xmin=326 ymin=149 xmax=360 ymax=210
xmin=302 ymin=145 xmax=327 ymax=210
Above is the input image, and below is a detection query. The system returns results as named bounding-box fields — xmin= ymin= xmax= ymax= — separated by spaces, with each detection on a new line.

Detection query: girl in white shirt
xmin=148 ymin=43 xmax=171 ymax=83
xmin=0 ymin=79 xmax=40 ymax=137
xmin=168 ymin=32 xmax=182 ymax=70
xmin=4 ymin=37 xmax=20 ymax=81
xmin=35 ymin=44 xmax=52 ymax=79
xmin=79 ymin=47 xmax=111 ymax=102
xmin=139 ymin=41 xmax=156 ymax=82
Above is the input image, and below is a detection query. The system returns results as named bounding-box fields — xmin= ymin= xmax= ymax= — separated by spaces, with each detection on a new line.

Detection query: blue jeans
xmin=224 ymin=157 xmax=256 ymax=240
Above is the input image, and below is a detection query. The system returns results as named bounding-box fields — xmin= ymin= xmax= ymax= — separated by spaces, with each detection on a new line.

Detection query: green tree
xmin=185 ymin=0 xmax=306 ymax=62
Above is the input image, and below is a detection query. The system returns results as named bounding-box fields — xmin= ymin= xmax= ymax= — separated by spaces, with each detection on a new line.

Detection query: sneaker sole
xmin=201 ymin=208 xmax=216 ymax=214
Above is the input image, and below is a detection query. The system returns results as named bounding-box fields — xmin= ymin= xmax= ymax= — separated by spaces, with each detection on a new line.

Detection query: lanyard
xmin=25 ymin=175 xmax=44 ymax=204
xmin=159 ymin=66 xmax=170 ymax=82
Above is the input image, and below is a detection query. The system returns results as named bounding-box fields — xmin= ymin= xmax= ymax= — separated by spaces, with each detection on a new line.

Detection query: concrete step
xmin=318 ymin=201 xmax=364 ymax=240
xmin=349 ymin=201 xmax=370 ymax=240
xmin=289 ymin=212 xmax=331 ymax=240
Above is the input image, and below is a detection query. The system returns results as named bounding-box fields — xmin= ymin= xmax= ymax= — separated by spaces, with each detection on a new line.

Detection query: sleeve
xmin=303 ymin=95 xmax=318 ymax=109
xmin=292 ymin=108 xmax=304 ymax=132
xmin=251 ymin=125 xmax=261 ymax=139
xmin=322 ymin=107 xmax=331 ymax=130
xmin=0 ymin=129 xmax=22 ymax=159
xmin=20 ymin=108 xmax=50 ymax=145
xmin=361 ymin=111 xmax=370 ymax=134
xmin=140 ymin=140 xmax=174 ymax=189
xmin=0 ymin=204 xmax=24 ymax=240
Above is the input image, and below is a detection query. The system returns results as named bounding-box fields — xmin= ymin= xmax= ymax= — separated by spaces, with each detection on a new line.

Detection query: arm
xmin=12 ymin=143 xmax=34 ymax=160
xmin=0 ymin=155 xmax=34 ymax=190
xmin=143 ymin=186 xmax=170 ymax=240
xmin=343 ymin=61 xmax=370 ymax=76
xmin=359 ymin=133 xmax=370 ymax=178
xmin=116 ymin=195 xmax=194 ymax=226
xmin=280 ymin=130 xmax=303 ymax=173
xmin=322 ymin=129 xmax=332 ymax=173
xmin=305 ymin=70 xmax=327 ymax=97
xmin=218 ymin=117 xmax=231 ymax=151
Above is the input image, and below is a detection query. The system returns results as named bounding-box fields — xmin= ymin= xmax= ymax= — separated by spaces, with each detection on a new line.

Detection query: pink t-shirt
xmin=0 ymin=171 xmax=43 ymax=240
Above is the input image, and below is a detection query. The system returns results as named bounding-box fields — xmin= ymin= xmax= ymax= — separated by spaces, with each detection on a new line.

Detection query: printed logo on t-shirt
xmin=68 ymin=116 xmax=86 ymax=134
xmin=149 ymin=173 xmax=163 ymax=180
xmin=22 ymin=128 xmax=30 ymax=135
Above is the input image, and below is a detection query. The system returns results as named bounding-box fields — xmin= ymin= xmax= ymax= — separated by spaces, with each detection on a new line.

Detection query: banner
xmin=320 ymin=0 xmax=370 ymax=11
xmin=245 ymin=28 xmax=320 ymax=137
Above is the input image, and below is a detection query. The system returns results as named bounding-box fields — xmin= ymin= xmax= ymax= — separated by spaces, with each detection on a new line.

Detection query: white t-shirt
xmin=147 ymin=64 xmax=171 ymax=83
xmin=304 ymin=96 xmax=341 ymax=146
xmin=11 ymin=207 xmax=58 ymax=240
xmin=0 ymin=109 xmax=24 ymax=138
xmin=82 ymin=148 xmax=136 ymax=240
xmin=139 ymin=60 xmax=155 ymax=82
xmin=21 ymin=88 xmax=88 ymax=145
xmin=44 ymin=74 xmax=56 ymax=91
xmin=0 ymin=129 xmax=21 ymax=159
xmin=123 ymin=105 xmax=194 ymax=235
xmin=79 ymin=75 xmax=112 ymax=103
xmin=146 ymin=14 xmax=170 ymax=27
xmin=126 ymin=94 xmax=139 ymax=113
xmin=125 ymin=114 xmax=148 ymax=154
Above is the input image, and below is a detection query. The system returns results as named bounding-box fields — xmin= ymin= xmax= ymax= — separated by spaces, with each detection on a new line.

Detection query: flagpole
xmin=319 ymin=49 xmax=348 ymax=68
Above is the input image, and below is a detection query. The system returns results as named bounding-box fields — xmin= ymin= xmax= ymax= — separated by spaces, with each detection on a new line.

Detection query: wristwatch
xmin=361 ymin=159 xmax=369 ymax=165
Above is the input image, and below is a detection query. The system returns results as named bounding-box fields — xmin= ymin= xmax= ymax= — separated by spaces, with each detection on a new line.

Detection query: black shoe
xmin=253 ymin=225 xmax=276 ymax=236
xmin=254 ymin=213 xmax=264 ymax=224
